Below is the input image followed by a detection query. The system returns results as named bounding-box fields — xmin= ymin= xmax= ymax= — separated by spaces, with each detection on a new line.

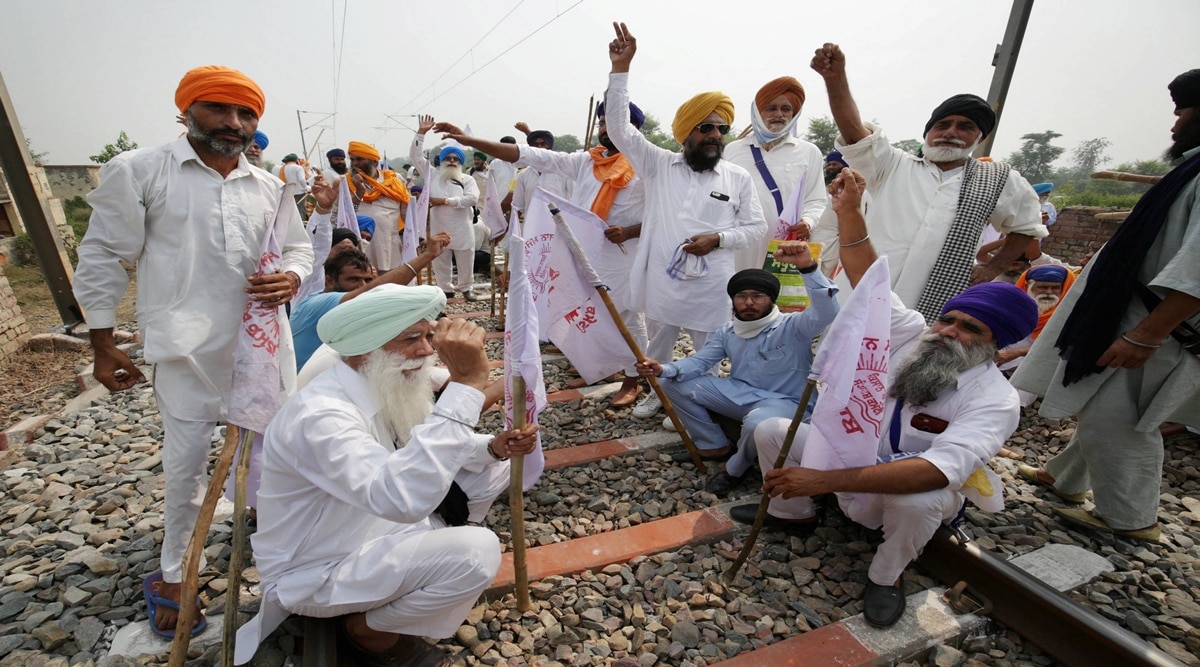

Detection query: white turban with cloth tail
xmin=317 ymin=284 xmax=446 ymax=356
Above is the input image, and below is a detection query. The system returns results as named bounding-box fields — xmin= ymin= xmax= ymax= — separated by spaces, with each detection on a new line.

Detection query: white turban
xmin=316 ymin=284 xmax=446 ymax=356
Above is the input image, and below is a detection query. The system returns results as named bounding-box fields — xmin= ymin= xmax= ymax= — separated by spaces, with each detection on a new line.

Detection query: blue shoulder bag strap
xmin=749 ymin=144 xmax=784 ymax=215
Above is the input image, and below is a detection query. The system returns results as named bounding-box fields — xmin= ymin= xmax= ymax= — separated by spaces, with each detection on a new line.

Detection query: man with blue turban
xmin=745 ymin=168 xmax=1037 ymax=628
xmin=411 ymin=117 xmax=481 ymax=300
xmin=245 ymin=130 xmax=268 ymax=168
xmin=238 ymin=284 xmax=537 ymax=665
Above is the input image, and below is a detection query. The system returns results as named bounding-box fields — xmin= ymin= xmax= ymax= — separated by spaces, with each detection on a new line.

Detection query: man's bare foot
xmin=345 ymin=612 xmax=400 ymax=653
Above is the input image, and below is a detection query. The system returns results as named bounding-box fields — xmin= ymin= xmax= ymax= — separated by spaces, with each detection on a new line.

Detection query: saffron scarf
xmin=1015 ymin=267 xmax=1076 ymax=339
xmin=588 ymin=146 xmax=635 ymax=220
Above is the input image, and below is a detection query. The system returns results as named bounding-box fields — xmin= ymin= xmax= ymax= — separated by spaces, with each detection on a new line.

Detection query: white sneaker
xmin=662 ymin=416 xmax=677 ymax=432
xmin=632 ymin=393 xmax=662 ymax=418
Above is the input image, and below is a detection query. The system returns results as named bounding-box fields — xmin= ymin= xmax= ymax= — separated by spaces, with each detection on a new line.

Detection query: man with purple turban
xmin=742 ymin=168 xmax=1037 ymax=628
xmin=605 ymin=23 xmax=767 ymax=419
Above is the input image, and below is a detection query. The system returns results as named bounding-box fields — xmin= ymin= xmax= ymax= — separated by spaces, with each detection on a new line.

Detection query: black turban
xmin=924 ymin=94 xmax=996 ymax=139
xmin=527 ymin=130 xmax=554 ymax=149
xmin=1169 ymin=69 xmax=1200 ymax=110
xmin=332 ymin=227 xmax=359 ymax=248
xmin=726 ymin=269 xmax=780 ymax=302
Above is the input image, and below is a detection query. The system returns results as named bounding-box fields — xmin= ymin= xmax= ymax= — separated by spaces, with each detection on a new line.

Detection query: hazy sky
xmin=3 ymin=0 xmax=1197 ymax=172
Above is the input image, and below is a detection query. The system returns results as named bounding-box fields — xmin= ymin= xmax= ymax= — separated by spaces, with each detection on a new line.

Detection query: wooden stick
xmin=1090 ymin=170 xmax=1162 ymax=185
xmin=548 ymin=207 xmax=707 ymax=472
xmin=1094 ymin=211 xmax=1130 ymax=221
xmin=724 ymin=379 xmax=818 ymax=584
xmin=489 ymin=241 xmax=498 ymax=318
xmin=583 ymin=95 xmax=596 ymax=150
xmin=221 ymin=427 xmax=256 ymax=666
xmin=509 ymin=376 xmax=531 ymax=611
xmin=168 ymin=424 xmax=242 ymax=666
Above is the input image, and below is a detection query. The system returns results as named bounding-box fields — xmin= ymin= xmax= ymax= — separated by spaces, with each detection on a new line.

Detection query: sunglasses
xmin=695 ymin=123 xmax=731 ymax=136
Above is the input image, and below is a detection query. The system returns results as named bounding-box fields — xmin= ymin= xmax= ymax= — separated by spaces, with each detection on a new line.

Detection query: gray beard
xmin=186 ymin=112 xmax=251 ymax=157
xmin=360 ymin=350 xmax=435 ymax=446
xmin=1033 ymin=292 xmax=1060 ymax=314
xmin=889 ymin=331 xmax=996 ymax=407
xmin=923 ymin=138 xmax=977 ymax=164
xmin=245 ymin=153 xmax=265 ymax=168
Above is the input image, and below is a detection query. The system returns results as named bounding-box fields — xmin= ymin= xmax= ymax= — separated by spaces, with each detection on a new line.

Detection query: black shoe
xmin=705 ymin=470 xmax=743 ymax=495
xmin=670 ymin=445 xmax=733 ymax=463
xmin=728 ymin=503 xmax=818 ymax=534
xmin=444 ymin=291 xmax=456 ymax=300
xmin=863 ymin=580 xmax=906 ymax=628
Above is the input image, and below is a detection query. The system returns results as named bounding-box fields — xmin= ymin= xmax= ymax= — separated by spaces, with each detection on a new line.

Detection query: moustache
xmin=931 ymin=137 xmax=967 ymax=147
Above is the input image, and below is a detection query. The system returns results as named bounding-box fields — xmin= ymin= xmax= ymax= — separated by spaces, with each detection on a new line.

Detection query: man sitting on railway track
xmin=742 ymin=168 xmax=1037 ymax=628
xmin=235 ymin=285 xmax=537 ymax=667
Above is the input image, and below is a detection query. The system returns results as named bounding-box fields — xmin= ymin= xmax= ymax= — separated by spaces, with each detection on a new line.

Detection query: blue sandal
xmin=142 ymin=571 xmax=207 ymax=639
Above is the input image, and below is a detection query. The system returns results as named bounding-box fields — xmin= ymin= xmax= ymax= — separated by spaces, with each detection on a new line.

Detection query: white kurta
xmin=511 ymin=167 xmax=574 ymax=214
xmin=358 ymin=194 xmax=405 ymax=271
xmin=409 ymin=134 xmax=478 ymax=252
xmin=836 ymin=123 xmax=1046 ymax=307
xmin=605 ymin=72 xmax=768 ymax=333
xmin=490 ymin=159 xmax=518 ymax=193
xmin=724 ymin=134 xmax=827 ymax=271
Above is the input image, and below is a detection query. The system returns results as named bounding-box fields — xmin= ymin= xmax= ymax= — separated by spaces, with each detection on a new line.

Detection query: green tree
xmin=639 ymin=114 xmax=680 ymax=151
xmin=1006 ymin=130 xmax=1063 ymax=183
xmin=1070 ymin=137 xmax=1112 ymax=179
xmin=89 ymin=131 xmax=139 ymax=164
xmin=891 ymin=139 xmax=922 ymax=155
xmin=26 ymin=137 xmax=47 ymax=165
xmin=804 ymin=116 xmax=839 ymax=154
xmin=554 ymin=134 xmax=583 ymax=153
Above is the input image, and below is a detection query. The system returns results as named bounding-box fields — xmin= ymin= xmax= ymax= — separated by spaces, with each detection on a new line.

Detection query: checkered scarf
xmin=914 ymin=158 xmax=1011 ymax=322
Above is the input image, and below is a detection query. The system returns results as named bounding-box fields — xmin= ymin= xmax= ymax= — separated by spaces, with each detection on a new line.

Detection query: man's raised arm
xmin=811 ymin=43 xmax=869 ymax=146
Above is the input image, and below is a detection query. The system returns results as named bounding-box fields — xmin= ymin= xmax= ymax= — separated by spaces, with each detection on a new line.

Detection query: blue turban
xmin=327 ymin=147 xmax=346 ymax=159
xmin=941 ymin=283 xmax=1038 ymax=349
xmin=438 ymin=145 xmax=466 ymax=164
xmin=595 ymin=101 xmax=646 ymax=129
xmin=1032 ymin=182 xmax=1054 ymax=196
xmin=355 ymin=215 xmax=376 ymax=236
xmin=252 ymin=131 xmax=268 ymax=150
xmin=317 ymin=284 xmax=446 ymax=357
xmin=527 ymin=130 xmax=554 ymax=149
xmin=1026 ymin=265 xmax=1067 ymax=284
xmin=827 ymin=149 xmax=846 ymax=166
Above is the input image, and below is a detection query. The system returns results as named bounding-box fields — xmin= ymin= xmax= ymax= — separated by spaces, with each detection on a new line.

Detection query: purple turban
xmin=1026 ymin=265 xmax=1067 ymax=284
xmin=827 ymin=149 xmax=846 ymax=166
xmin=941 ymin=282 xmax=1037 ymax=348
xmin=327 ymin=147 xmax=346 ymax=159
xmin=526 ymin=130 xmax=554 ymax=149
xmin=595 ymin=101 xmax=646 ymax=129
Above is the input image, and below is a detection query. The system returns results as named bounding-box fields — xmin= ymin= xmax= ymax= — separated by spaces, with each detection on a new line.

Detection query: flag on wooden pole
xmin=504 ymin=232 xmax=547 ymax=489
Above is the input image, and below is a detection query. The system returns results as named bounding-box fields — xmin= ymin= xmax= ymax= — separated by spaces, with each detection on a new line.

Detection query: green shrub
xmin=62 ymin=195 xmax=91 ymax=239
xmin=10 ymin=234 xmax=36 ymax=266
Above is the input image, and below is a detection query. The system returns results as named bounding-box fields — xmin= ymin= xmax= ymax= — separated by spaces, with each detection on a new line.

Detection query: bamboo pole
xmin=221 ymin=428 xmax=256 ymax=666
xmin=724 ymin=379 xmax=818 ymax=584
xmin=1090 ymin=170 xmax=1162 ymax=185
xmin=168 ymin=424 xmax=242 ymax=666
xmin=583 ymin=95 xmax=596 ymax=150
xmin=548 ymin=206 xmax=707 ymax=472
xmin=1094 ymin=211 xmax=1130 ymax=221
xmin=509 ymin=376 xmax=531 ymax=611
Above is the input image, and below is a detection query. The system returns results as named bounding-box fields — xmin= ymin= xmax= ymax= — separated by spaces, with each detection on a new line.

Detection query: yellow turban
xmin=671 ymin=92 xmax=735 ymax=144
xmin=755 ymin=76 xmax=805 ymax=115
xmin=347 ymin=141 xmax=381 ymax=162
xmin=174 ymin=66 xmax=265 ymax=118
xmin=317 ymin=284 xmax=446 ymax=357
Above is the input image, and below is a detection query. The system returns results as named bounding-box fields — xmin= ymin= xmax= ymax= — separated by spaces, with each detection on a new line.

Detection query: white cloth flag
xmin=227 ymin=184 xmax=298 ymax=434
xmin=774 ymin=172 xmax=808 ymax=240
xmin=295 ymin=212 xmax=331 ymax=304
xmin=481 ymin=170 xmax=508 ymax=241
xmin=401 ymin=163 xmax=433 ymax=276
xmin=800 ymin=256 xmax=892 ymax=472
xmin=335 ymin=177 xmax=361 ymax=235
xmin=521 ymin=188 xmax=632 ymax=384
xmin=504 ymin=232 xmax=547 ymax=490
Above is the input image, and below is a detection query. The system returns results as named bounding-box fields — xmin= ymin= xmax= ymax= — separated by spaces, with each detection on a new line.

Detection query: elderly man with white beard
xmin=236 ymin=285 xmax=537 ymax=667
xmin=412 ymin=115 xmax=481 ymax=301
xmin=740 ymin=168 xmax=1038 ymax=629
xmin=811 ymin=43 xmax=1046 ymax=321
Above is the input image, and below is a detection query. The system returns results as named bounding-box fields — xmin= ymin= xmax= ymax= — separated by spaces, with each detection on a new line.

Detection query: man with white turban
xmin=606 ymin=22 xmax=767 ymax=419
xmin=725 ymin=76 xmax=828 ymax=271
xmin=74 ymin=65 xmax=314 ymax=637
xmin=411 ymin=117 xmax=481 ymax=300
xmin=236 ymin=284 xmax=537 ymax=666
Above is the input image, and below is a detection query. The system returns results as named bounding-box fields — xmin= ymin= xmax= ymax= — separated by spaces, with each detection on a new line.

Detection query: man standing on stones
xmin=725 ymin=76 xmax=827 ymax=271
xmin=1013 ymin=69 xmax=1200 ymax=543
xmin=348 ymin=140 xmax=411 ymax=272
xmin=411 ymin=116 xmax=480 ymax=300
xmin=236 ymin=286 xmax=537 ymax=666
xmin=606 ymin=22 xmax=767 ymax=419
xmin=745 ymin=168 xmax=1037 ymax=627
xmin=74 ymin=65 xmax=314 ymax=636
xmin=811 ymin=43 xmax=1046 ymax=321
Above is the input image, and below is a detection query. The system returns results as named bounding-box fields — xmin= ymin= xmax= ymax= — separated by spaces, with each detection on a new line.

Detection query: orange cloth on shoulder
xmin=588 ymin=146 xmax=636 ymax=220
xmin=671 ymin=92 xmax=734 ymax=144
xmin=1015 ymin=267 xmax=1076 ymax=339
xmin=175 ymin=66 xmax=265 ymax=117
xmin=754 ymin=76 xmax=805 ymax=113
xmin=350 ymin=170 xmax=411 ymax=229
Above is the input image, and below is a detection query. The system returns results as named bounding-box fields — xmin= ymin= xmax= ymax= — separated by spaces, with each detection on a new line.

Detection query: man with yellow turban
xmin=74 ymin=65 xmax=314 ymax=637
xmin=411 ymin=116 xmax=482 ymax=300
xmin=348 ymin=140 xmax=411 ymax=273
xmin=605 ymin=22 xmax=767 ymax=422
xmin=725 ymin=76 xmax=828 ymax=272
xmin=234 ymin=285 xmax=537 ymax=666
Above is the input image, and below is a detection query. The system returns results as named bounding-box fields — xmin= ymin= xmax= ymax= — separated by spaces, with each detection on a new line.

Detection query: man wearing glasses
xmin=605 ymin=22 xmax=768 ymax=420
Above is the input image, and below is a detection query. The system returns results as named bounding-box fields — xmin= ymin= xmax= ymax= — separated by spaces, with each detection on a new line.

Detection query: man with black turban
xmin=1012 ymin=68 xmax=1200 ymax=544
xmin=811 ymin=43 xmax=1046 ymax=322
xmin=606 ymin=22 xmax=767 ymax=419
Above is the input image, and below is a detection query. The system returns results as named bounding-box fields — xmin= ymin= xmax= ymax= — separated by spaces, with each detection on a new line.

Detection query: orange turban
xmin=672 ymin=92 xmax=735 ymax=144
xmin=754 ymin=76 xmax=805 ymax=115
xmin=174 ymin=66 xmax=265 ymax=118
xmin=347 ymin=141 xmax=381 ymax=162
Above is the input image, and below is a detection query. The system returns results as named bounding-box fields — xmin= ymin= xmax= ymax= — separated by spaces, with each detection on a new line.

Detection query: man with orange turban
xmin=74 ymin=65 xmax=314 ymax=637
xmin=605 ymin=22 xmax=766 ymax=423
xmin=725 ymin=76 xmax=828 ymax=272
xmin=347 ymin=140 xmax=411 ymax=272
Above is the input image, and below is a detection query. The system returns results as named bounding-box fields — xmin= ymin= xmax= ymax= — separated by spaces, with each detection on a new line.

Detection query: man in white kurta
xmin=236 ymin=285 xmax=536 ymax=665
xmin=811 ymin=43 xmax=1045 ymax=315
xmin=74 ymin=65 xmax=314 ymax=635
xmin=724 ymin=76 xmax=827 ymax=272
xmin=348 ymin=140 xmax=411 ymax=273
xmin=510 ymin=128 xmax=574 ymax=216
xmin=411 ymin=117 xmax=480 ymax=299
xmin=605 ymin=24 xmax=768 ymax=417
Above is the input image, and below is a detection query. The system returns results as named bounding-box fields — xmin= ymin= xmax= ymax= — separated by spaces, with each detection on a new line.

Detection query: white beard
xmin=440 ymin=164 xmax=465 ymax=183
xmin=360 ymin=350 xmax=435 ymax=446
xmin=1032 ymin=292 xmax=1060 ymax=314
xmin=889 ymin=330 xmax=997 ymax=407
xmin=923 ymin=137 xmax=979 ymax=164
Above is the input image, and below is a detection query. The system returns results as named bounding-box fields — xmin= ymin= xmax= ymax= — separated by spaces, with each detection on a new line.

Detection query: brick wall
xmin=0 ymin=263 xmax=30 ymax=360
xmin=1040 ymin=206 xmax=1126 ymax=266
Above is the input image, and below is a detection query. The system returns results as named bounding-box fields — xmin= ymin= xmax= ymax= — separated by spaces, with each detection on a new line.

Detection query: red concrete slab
xmin=544 ymin=388 xmax=583 ymax=403
xmin=714 ymin=624 xmax=878 ymax=666
xmin=543 ymin=438 xmax=638 ymax=470
xmin=490 ymin=507 xmax=737 ymax=593
xmin=485 ymin=331 xmax=505 ymax=340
